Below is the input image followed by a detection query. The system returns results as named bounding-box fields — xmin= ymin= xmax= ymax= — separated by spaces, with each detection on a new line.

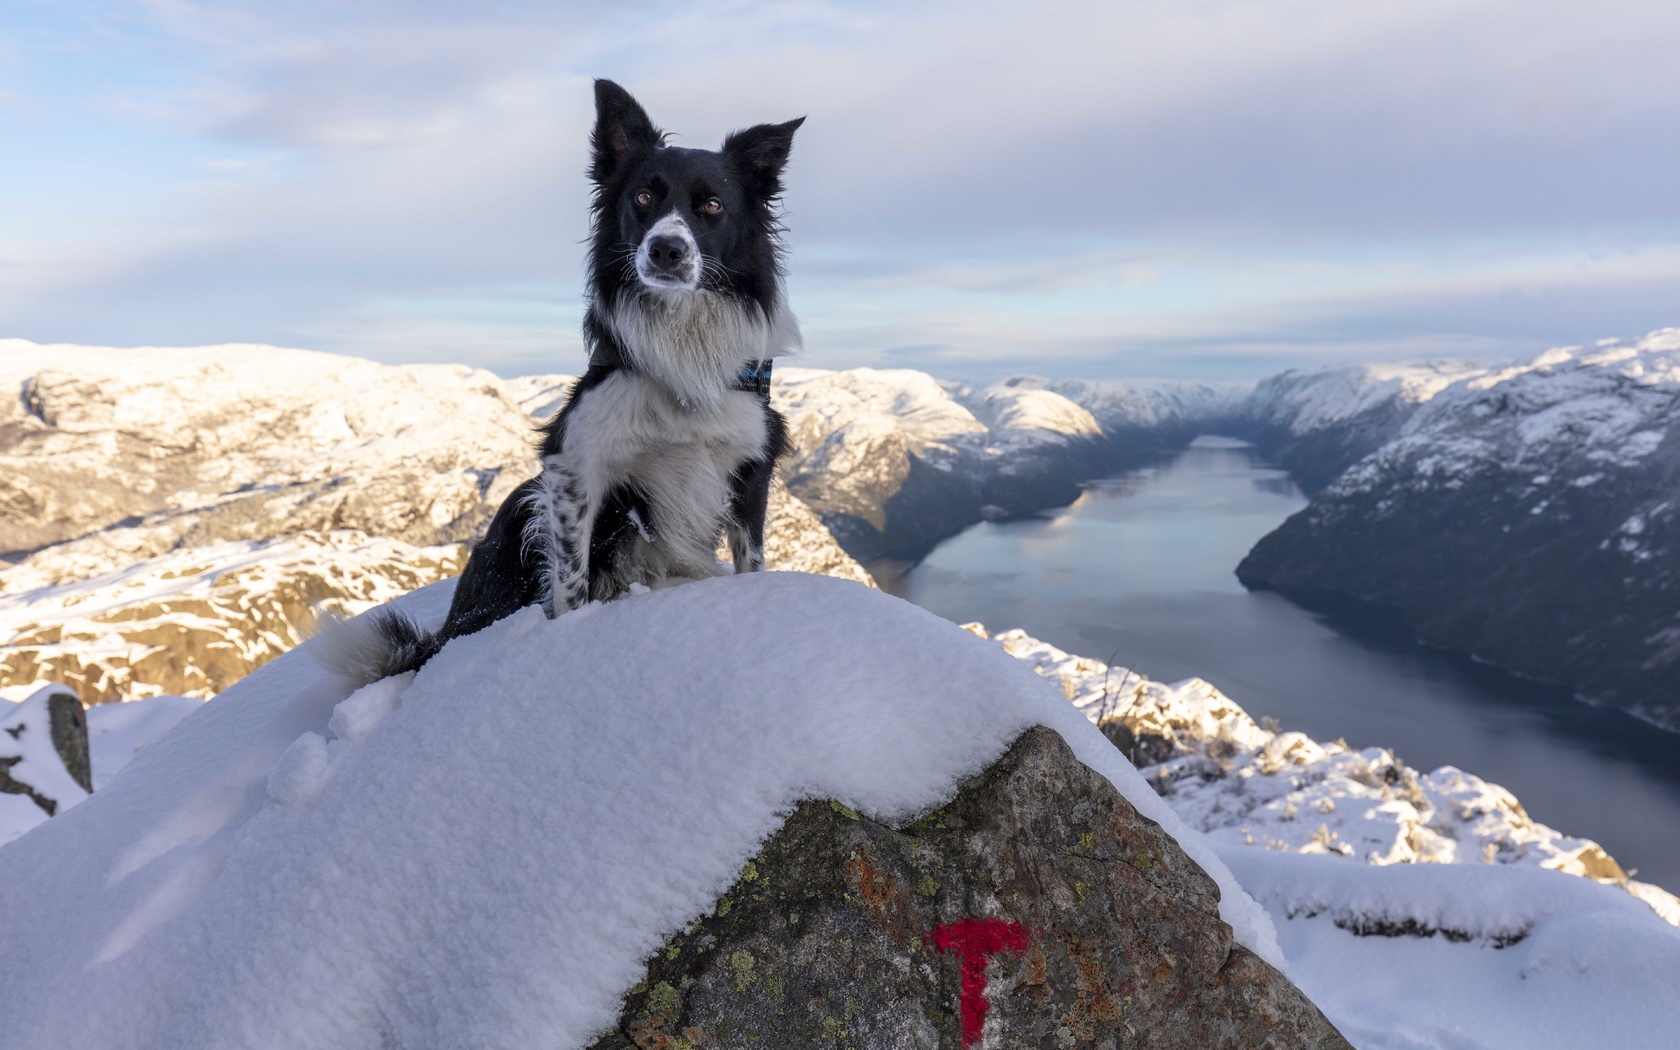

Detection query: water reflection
xmin=883 ymin=439 xmax=1680 ymax=891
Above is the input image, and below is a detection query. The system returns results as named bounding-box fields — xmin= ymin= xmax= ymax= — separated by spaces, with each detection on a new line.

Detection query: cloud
xmin=2 ymin=0 xmax=1677 ymax=377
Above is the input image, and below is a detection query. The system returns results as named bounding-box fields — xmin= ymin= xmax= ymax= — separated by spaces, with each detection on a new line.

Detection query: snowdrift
xmin=1227 ymin=848 xmax=1680 ymax=1049
xmin=0 ymin=573 xmax=1275 ymax=1049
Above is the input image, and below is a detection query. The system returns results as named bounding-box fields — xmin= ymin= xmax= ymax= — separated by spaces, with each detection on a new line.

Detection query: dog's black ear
xmin=723 ymin=117 xmax=805 ymax=199
xmin=591 ymin=79 xmax=664 ymax=184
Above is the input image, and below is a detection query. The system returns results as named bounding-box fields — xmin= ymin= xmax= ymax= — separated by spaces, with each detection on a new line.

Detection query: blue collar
xmin=735 ymin=359 xmax=774 ymax=400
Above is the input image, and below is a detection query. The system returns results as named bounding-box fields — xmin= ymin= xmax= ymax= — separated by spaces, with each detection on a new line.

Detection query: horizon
xmin=3 ymin=2 xmax=1679 ymax=382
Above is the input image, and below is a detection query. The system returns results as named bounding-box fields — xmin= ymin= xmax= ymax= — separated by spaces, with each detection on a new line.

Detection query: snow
xmin=943 ymin=380 xmax=1104 ymax=447
xmin=0 ymin=572 xmax=1278 ymax=1049
xmin=1330 ymin=327 xmax=1680 ymax=499
xmin=86 ymin=695 xmax=205 ymax=791
xmin=3 ymin=686 xmax=199 ymax=843
xmin=1225 ymin=848 xmax=1680 ymax=1049
xmin=0 ymin=530 xmax=468 ymax=701
xmin=1244 ymin=360 xmax=1492 ymax=437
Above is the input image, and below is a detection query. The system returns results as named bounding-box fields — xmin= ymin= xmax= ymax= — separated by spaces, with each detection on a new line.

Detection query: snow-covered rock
xmin=0 ymin=572 xmax=1279 ymax=1049
xmin=590 ymin=725 xmax=1349 ymax=1049
xmin=0 ymin=684 xmax=91 ymax=844
xmin=0 ymin=688 xmax=229 ymax=846
xmin=0 ymin=530 xmax=468 ymax=703
xmin=1240 ymin=328 xmax=1680 ymax=730
xmin=975 ymin=623 xmax=1680 ymax=927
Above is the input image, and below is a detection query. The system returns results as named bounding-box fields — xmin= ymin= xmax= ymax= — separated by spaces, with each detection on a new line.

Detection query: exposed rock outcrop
xmin=589 ymin=727 xmax=1349 ymax=1050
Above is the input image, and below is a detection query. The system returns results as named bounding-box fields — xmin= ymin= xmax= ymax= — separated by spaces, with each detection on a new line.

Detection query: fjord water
xmin=884 ymin=437 xmax=1680 ymax=892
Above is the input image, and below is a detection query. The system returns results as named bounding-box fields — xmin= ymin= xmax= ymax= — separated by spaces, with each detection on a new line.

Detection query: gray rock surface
xmin=587 ymin=727 xmax=1349 ymax=1050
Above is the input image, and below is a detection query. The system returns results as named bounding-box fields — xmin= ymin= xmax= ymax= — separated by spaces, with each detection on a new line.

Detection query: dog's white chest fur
xmin=530 ymin=370 xmax=770 ymax=607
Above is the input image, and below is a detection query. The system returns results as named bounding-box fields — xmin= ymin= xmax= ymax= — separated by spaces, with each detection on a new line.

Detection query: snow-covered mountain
xmin=1239 ymin=328 xmax=1680 ymax=730
xmin=761 ymin=368 xmax=1252 ymax=562
xmin=0 ymin=342 xmax=871 ymax=704
xmin=0 ymin=341 xmax=537 ymax=561
xmin=1235 ymin=360 xmax=1492 ymax=491
xmin=5 ymin=335 xmax=1680 ymax=1046
xmin=771 ymin=368 xmax=1117 ymax=561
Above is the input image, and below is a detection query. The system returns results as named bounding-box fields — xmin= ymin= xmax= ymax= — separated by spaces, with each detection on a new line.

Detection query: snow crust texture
xmin=0 ymin=573 xmax=1276 ymax=1050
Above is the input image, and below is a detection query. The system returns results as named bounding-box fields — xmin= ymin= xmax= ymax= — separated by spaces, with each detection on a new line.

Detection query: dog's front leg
xmin=524 ymin=457 xmax=598 ymax=616
xmin=725 ymin=453 xmax=776 ymax=574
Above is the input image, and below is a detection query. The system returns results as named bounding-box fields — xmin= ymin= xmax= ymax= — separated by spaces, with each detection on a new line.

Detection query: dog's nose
xmin=645 ymin=235 xmax=689 ymax=269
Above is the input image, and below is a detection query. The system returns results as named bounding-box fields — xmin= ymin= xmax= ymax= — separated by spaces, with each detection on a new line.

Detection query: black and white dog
xmin=326 ymin=80 xmax=803 ymax=686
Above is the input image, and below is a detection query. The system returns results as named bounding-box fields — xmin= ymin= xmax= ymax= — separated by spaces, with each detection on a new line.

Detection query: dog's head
xmin=587 ymin=79 xmax=803 ymax=316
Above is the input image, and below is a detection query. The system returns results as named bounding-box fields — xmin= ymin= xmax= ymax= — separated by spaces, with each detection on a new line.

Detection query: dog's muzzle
xmin=636 ymin=214 xmax=701 ymax=290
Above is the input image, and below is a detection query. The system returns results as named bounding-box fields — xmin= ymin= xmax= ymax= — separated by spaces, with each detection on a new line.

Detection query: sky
xmin=2 ymin=1 xmax=1678 ymax=382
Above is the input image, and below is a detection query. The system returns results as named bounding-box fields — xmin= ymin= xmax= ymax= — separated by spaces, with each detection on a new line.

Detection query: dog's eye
xmin=634 ymin=190 xmax=653 ymax=208
xmin=700 ymin=197 xmax=723 ymax=216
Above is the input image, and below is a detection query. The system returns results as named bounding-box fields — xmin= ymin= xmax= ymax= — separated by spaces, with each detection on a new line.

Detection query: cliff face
xmin=1237 ymin=329 xmax=1680 ymax=730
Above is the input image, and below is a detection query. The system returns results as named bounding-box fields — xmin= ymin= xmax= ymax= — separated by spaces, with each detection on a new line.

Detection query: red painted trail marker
xmin=931 ymin=918 xmax=1030 ymax=1046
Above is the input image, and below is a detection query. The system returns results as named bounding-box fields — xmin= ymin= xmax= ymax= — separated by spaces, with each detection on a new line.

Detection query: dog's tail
xmin=312 ymin=607 xmax=446 ymax=688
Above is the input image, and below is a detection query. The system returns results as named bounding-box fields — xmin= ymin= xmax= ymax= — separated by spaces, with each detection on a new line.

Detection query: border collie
xmin=324 ymin=80 xmax=803 ymax=686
